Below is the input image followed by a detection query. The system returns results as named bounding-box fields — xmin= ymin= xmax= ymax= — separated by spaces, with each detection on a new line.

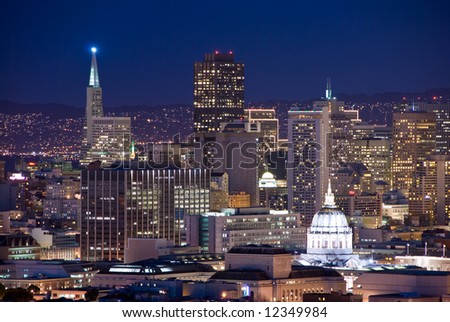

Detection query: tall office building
xmin=287 ymin=107 xmax=325 ymax=224
xmin=352 ymin=138 xmax=392 ymax=184
xmin=43 ymin=178 xmax=80 ymax=219
xmin=88 ymin=117 xmax=131 ymax=166
xmin=392 ymin=111 xmax=435 ymax=196
xmin=194 ymin=51 xmax=244 ymax=133
xmin=80 ymin=167 xmax=210 ymax=261
xmin=195 ymin=120 xmax=261 ymax=206
xmin=288 ymin=80 xmax=357 ymax=224
xmin=80 ymin=48 xmax=131 ymax=167
xmin=409 ymin=154 xmax=450 ymax=226
xmin=244 ymin=108 xmax=279 ymax=151
xmin=407 ymin=101 xmax=450 ymax=155
xmin=81 ymin=48 xmax=103 ymax=156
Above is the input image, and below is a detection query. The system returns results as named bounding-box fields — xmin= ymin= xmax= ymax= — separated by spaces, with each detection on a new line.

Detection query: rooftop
xmin=289 ymin=266 xmax=342 ymax=278
xmin=228 ymin=245 xmax=289 ymax=255
xmin=210 ymin=269 xmax=269 ymax=280
xmin=364 ymin=269 xmax=450 ymax=276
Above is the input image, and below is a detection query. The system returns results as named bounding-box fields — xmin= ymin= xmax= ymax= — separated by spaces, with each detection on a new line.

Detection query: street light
xmin=407 ymin=243 xmax=410 ymax=256
xmin=425 ymin=241 xmax=428 ymax=256
xmin=443 ymin=244 xmax=447 ymax=258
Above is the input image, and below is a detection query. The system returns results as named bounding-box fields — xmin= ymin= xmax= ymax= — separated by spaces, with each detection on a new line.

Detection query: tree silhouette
xmin=2 ymin=288 xmax=33 ymax=302
xmin=27 ymin=284 xmax=40 ymax=294
xmin=85 ymin=288 xmax=99 ymax=302
xmin=0 ymin=283 xmax=5 ymax=299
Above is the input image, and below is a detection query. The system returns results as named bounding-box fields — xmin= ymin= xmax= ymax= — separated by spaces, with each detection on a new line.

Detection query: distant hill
xmin=1 ymin=87 xmax=449 ymax=143
xmin=333 ymin=87 xmax=450 ymax=103
xmin=0 ymin=100 xmax=83 ymax=118
xmin=2 ymin=87 xmax=449 ymax=116
xmin=0 ymin=100 xmax=193 ymax=117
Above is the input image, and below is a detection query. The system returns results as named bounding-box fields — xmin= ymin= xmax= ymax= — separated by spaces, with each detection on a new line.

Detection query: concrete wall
xmin=225 ymin=252 xmax=292 ymax=279
xmin=356 ymin=272 xmax=450 ymax=301
xmin=124 ymin=238 xmax=174 ymax=264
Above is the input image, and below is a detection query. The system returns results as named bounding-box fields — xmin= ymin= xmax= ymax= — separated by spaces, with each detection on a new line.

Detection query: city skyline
xmin=1 ymin=1 xmax=450 ymax=107
xmin=3 ymin=0 xmax=450 ymax=305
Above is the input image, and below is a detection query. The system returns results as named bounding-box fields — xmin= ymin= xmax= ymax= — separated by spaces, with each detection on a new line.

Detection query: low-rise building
xmin=228 ymin=192 xmax=251 ymax=208
xmin=0 ymin=234 xmax=41 ymax=260
xmin=186 ymin=207 xmax=306 ymax=253
xmin=91 ymin=260 xmax=217 ymax=288
xmin=355 ymin=269 xmax=450 ymax=301
xmin=210 ymin=245 xmax=346 ymax=302
xmin=0 ymin=260 xmax=98 ymax=291
xmin=395 ymin=256 xmax=450 ymax=272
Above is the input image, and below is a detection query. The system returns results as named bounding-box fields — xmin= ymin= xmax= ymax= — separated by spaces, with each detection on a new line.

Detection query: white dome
xmin=261 ymin=172 xmax=275 ymax=179
xmin=306 ymin=180 xmax=353 ymax=258
xmin=309 ymin=206 xmax=350 ymax=234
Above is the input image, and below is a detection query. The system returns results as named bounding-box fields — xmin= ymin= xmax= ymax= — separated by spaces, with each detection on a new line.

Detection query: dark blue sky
xmin=1 ymin=0 xmax=450 ymax=107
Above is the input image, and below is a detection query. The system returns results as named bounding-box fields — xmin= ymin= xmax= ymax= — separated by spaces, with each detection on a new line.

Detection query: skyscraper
xmin=352 ymin=138 xmax=392 ymax=184
xmin=80 ymin=48 xmax=131 ymax=167
xmin=80 ymin=167 xmax=210 ymax=261
xmin=193 ymin=51 xmax=244 ymax=134
xmin=287 ymin=80 xmax=357 ymax=224
xmin=287 ymin=106 xmax=325 ymax=224
xmin=409 ymin=154 xmax=450 ymax=226
xmin=392 ymin=111 xmax=435 ymax=196
xmin=244 ymin=108 xmax=279 ymax=151
xmin=406 ymin=101 xmax=450 ymax=155
xmin=81 ymin=48 xmax=103 ymax=152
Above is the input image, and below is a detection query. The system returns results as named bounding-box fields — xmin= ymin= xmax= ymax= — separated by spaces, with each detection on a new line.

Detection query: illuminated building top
xmin=89 ymin=47 xmax=100 ymax=88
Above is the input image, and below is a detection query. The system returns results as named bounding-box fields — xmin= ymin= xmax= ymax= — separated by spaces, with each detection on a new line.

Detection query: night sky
xmin=1 ymin=0 xmax=450 ymax=107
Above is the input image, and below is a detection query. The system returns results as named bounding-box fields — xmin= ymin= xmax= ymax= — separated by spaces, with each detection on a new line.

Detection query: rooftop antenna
xmin=325 ymin=77 xmax=332 ymax=100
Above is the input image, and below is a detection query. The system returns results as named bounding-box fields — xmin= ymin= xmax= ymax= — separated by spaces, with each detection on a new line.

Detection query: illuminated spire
xmin=325 ymin=77 xmax=332 ymax=100
xmin=89 ymin=47 xmax=100 ymax=87
xmin=324 ymin=179 xmax=336 ymax=207
xmin=130 ymin=140 xmax=136 ymax=160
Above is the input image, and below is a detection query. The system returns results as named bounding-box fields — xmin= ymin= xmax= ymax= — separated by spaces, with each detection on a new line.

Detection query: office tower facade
xmin=210 ymin=172 xmax=229 ymax=211
xmin=80 ymin=48 xmax=131 ymax=167
xmin=288 ymin=81 xmax=360 ymax=225
xmin=431 ymin=102 xmax=450 ymax=154
xmin=409 ymin=154 xmax=450 ymax=226
xmin=228 ymin=191 xmax=251 ymax=208
xmin=351 ymin=123 xmax=392 ymax=141
xmin=409 ymin=102 xmax=450 ymax=154
xmin=81 ymin=48 xmax=103 ymax=158
xmin=194 ymin=51 xmax=244 ymax=133
xmin=287 ymin=107 xmax=326 ymax=224
xmin=195 ymin=123 xmax=260 ymax=206
xmin=88 ymin=117 xmax=131 ymax=166
xmin=244 ymin=108 xmax=279 ymax=151
xmin=186 ymin=207 xmax=306 ymax=253
xmin=392 ymin=111 xmax=435 ymax=196
xmin=43 ymin=178 xmax=80 ymax=219
xmin=352 ymin=138 xmax=392 ymax=184
xmin=80 ymin=168 xmax=210 ymax=261
xmin=334 ymin=162 xmax=374 ymax=195
xmin=336 ymin=193 xmax=381 ymax=222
